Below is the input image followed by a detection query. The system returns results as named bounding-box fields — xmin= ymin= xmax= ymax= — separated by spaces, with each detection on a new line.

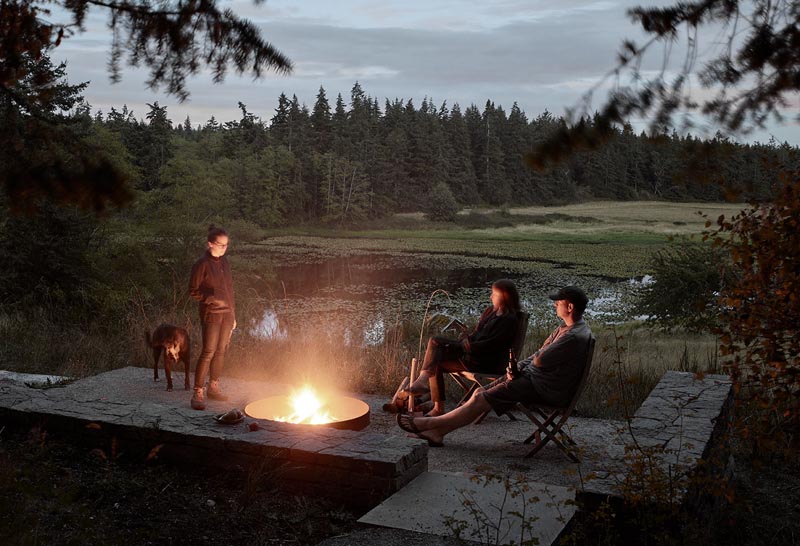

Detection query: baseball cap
xmin=548 ymin=285 xmax=588 ymax=313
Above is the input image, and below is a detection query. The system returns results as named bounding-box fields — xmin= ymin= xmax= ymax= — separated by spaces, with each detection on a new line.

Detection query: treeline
xmin=92 ymin=82 xmax=796 ymax=225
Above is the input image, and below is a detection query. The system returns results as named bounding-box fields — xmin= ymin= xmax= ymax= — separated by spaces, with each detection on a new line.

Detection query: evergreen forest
xmin=84 ymin=82 xmax=796 ymax=226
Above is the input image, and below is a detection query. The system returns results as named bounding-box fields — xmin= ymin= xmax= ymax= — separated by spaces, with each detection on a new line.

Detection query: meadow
xmin=1 ymin=200 xmax=744 ymax=419
xmin=180 ymin=201 xmax=741 ymax=417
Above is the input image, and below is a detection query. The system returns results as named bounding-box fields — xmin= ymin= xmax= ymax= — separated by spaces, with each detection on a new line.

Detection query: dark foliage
xmin=635 ymin=239 xmax=729 ymax=331
xmin=1 ymin=0 xmax=291 ymax=212
xmin=0 ymin=53 xmax=132 ymax=212
xmin=528 ymin=0 xmax=800 ymax=166
xmin=709 ymin=175 xmax=800 ymax=450
xmin=425 ymin=181 xmax=460 ymax=222
xmin=0 ymin=201 xmax=100 ymax=311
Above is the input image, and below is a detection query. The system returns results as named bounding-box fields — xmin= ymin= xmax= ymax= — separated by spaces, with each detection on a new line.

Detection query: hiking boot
xmin=207 ymin=380 xmax=229 ymax=401
xmin=190 ymin=387 xmax=206 ymax=410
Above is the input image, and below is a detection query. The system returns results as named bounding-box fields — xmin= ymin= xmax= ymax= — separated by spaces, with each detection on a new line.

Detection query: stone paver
xmin=582 ymin=371 xmax=733 ymax=504
xmin=0 ymin=370 xmax=68 ymax=386
xmin=358 ymin=471 xmax=576 ymax=546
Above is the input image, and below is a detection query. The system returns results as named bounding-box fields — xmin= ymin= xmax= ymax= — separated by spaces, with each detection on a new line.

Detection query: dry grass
xmin=506 ymin=200 xmax=745 ymax=222
xmin=213 ymin=319 xmax=720 ymax=420
xmin=577 ymin=325 xmax=720 ymax=419
xmin=1 ymin=296 xmax=721 ymax=422
xmin=465 ymin=201 xmax=748 ymax=238
xmin=1 ymin=199 xmax=730 ymax=419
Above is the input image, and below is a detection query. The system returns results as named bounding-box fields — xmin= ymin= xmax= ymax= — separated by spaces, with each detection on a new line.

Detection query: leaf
xmin=146 ymin=444 xmax=164 ymax=462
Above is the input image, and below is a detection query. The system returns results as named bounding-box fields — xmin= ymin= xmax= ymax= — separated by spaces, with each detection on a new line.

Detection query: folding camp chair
xmin=515 ymin=334 xmax=596 ymax=462
xmin=449 ymin=311 xmax=530 ymax=414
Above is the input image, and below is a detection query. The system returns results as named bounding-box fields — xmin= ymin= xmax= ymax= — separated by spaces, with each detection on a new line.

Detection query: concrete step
xmin=357 ymin=470 xmax=576 ymax=546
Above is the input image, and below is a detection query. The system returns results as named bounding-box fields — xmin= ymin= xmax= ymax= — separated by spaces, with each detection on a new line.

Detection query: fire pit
xmin=244 ymin=386 xmax=370 ymax=431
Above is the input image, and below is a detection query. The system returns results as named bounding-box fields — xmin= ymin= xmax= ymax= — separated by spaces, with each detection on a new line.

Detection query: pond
xmin=246 ymin=251 xmax=651 ymax=346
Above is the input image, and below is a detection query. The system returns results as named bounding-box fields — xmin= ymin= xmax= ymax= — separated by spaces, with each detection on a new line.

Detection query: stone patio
xmin=0 ymin=366 xmax=733 ymax=545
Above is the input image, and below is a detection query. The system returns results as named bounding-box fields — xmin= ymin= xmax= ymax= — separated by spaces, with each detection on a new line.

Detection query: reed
xmin=0 ymin=301 xmax=720 ymax=421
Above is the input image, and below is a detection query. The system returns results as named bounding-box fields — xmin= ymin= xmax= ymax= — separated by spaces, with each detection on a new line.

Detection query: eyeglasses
xmin=211 ymin=241 xmax=229 ymax=248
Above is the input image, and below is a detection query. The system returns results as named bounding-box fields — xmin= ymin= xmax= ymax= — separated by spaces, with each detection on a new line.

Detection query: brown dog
xmin=145 ymin=324 xmax=191 ymax=391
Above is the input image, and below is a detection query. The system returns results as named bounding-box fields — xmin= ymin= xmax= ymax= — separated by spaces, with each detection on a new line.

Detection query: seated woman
xmin=397 ymin=285 xmax=592 ymax=447
xmin=398 ymin=279 xmax=521 ymax=416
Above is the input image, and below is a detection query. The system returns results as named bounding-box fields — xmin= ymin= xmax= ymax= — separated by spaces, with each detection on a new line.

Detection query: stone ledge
xmin=580 ymin=371 xmax=733 ymax=509
xmin=0 ymin=368 xmax=427 ymax=511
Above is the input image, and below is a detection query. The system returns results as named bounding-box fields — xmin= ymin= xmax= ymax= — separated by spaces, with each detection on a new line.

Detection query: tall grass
xmin=576 ymin=325 xmax=720 ymax=419
xmin=0 ymin=309 xmax=129 ymax=378
xmin=0 ymin=297 xmax=720 ymax=420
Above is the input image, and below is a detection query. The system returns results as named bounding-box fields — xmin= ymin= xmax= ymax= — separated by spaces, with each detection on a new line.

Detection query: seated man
xmin=397 ymin=285 xmax=592 ymax=447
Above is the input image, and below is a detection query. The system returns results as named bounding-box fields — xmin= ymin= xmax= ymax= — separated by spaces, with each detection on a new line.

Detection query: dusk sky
xmin=52 ymin=0 xmax=799 ymax=144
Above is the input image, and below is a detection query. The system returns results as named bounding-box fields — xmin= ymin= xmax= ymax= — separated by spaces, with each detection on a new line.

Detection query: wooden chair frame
xmin=515 ymin=335 xmax=596 ymax=462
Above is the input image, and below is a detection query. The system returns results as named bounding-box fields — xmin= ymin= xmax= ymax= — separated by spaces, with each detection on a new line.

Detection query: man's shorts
xmin=481 ymin=375 xmax=544 ymax=416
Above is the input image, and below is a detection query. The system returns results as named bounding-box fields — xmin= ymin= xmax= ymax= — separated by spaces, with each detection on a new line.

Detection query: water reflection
xmin=249 ymin=254 xmax=650 ymax=344
xmin=363 ymin=319 xmax=385 ymax=346
xmin=251 ymin=309 xmax=288 ymax=340
xmin=267 ymin=254 xmax=506 ymax=299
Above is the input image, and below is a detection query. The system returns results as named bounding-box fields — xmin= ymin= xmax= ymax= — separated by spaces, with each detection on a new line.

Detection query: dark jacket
xmin=466 ymin=306 xmax=518 ymax=371
xmin=189 ymin=250 xmax=235 ymax=319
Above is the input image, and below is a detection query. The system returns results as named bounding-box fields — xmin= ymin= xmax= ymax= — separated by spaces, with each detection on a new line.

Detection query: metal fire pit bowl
xmin=244 ymin=394 xmax=371 ymax=431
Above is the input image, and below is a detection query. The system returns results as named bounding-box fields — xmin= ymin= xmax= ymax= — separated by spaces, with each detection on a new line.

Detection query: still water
xmin=249 ymin=253 xmax=650 ymax=345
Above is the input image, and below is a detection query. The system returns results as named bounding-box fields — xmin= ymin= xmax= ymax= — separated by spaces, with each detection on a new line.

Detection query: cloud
xmin=44 ymin=0 xmax=798 ymax=143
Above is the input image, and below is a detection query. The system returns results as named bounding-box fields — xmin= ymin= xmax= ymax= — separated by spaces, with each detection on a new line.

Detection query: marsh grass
xmin=248 ymin=232 xmax=660 ymax=280
xmin=209 ymin=318 xmax=719 ymax=420
xmin=1 ymin=200 xmax=727 ymax=418
xmin=577 ymin=325 xmax=720 ymax=419
xmin=0 ymin=310 xmax=130 ymax=378
xmin=0 ymin=303 xmax=719 ymax=421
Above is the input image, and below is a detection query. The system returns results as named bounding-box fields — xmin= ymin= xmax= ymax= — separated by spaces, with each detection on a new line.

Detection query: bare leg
xmin=406 ymin=370 xmax=432 ymax=394
xmin=427 ymin=400 xmax=446 ymax=417
xmin=428 ymin=359 xmax=468 ymax=416
xmin=399 ymin=389 xmax=491 ymax=445
xmin=404 ymin=338 xmax=439 ymax=394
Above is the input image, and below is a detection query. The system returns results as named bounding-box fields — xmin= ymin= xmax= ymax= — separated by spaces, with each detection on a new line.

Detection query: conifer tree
xmin=140 ymin=102 xmax=173 ymax=190
xmin=310 ymin=86 xmax=332 ymax=153
xmin=478 ymin=101 xmax=510 ymax=204
xmin=271 ymin=92 xmax=291 ymax=145
xmin=444 ymin=103 xmax=480 ymax=204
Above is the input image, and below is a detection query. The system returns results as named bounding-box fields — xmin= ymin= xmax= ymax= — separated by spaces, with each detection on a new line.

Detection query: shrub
xmin=709 ymin=177 xmax=800 ymax=452
xmin=634 ymin=239 xmax=728 ymax=331
xmin=425 ymin=182 xmax=460 ymax=222
xmin=226 ymin=218 xmax=268 ymax=243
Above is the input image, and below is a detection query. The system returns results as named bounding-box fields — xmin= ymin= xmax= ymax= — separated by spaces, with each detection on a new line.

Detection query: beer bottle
xmin=508 ymin=348 xmax=519 ymax=378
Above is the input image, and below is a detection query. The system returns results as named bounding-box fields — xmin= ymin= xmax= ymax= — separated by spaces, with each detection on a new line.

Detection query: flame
xmin=274 ymin=386 xmax=337 ymax=425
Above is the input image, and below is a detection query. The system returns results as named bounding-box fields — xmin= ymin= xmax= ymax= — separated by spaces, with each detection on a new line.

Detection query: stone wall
xmin=582 ymin=371 xmax=734 ymax=511
xmin=0 ymin=377 xmax=427 ymax=511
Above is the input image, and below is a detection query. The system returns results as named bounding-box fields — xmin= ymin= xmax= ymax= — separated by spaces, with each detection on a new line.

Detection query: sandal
xmin=397 ymin=415 xmax=444 ymax=447
xmin=396 ymin=413 xmax=421 ymax=434
xmin=214 ymin=409 xmax=244 ymax=425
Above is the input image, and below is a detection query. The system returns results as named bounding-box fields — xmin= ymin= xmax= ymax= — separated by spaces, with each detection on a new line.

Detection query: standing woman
xmin=188 ymin=225 xmax=236 ymax=410
xmin=397 ymin=279 xmax=521 ymax=416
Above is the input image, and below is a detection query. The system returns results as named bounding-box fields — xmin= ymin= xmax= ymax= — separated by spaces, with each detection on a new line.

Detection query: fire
xmin=274 ymin=386 xmax=338 ymax=425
